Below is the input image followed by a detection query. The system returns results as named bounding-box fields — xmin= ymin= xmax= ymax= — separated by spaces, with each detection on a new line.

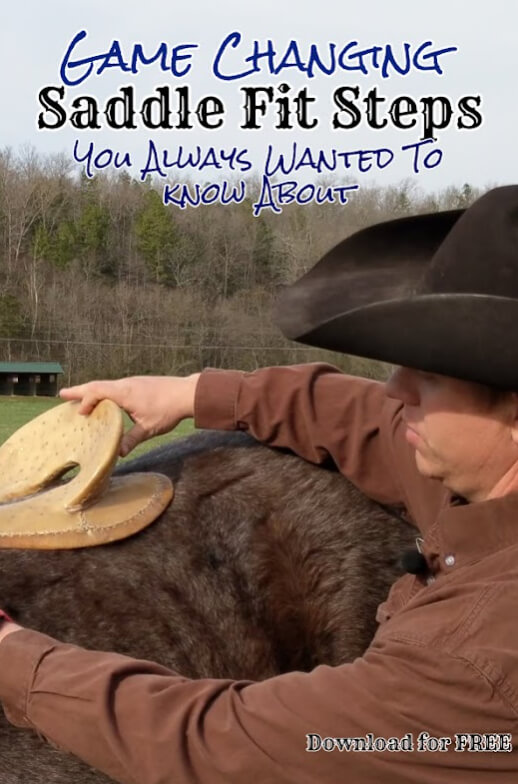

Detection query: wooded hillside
xmin=0 ymin=146 xmax=480 ymax=384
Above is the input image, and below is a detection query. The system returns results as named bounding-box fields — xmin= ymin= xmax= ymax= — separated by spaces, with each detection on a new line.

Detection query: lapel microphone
xmin=401 ymin=548 xmax=429 ymax=576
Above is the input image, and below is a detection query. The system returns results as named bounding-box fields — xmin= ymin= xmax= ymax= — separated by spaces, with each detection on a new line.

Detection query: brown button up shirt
xmin=1 ymin=363 xmax=518 ymax=783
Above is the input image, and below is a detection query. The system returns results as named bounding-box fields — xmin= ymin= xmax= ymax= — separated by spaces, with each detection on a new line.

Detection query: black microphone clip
xmin=401 ymin=549 xmax=429 ymax=576
xmin=401 ymin=537 xmax=435 ymax=583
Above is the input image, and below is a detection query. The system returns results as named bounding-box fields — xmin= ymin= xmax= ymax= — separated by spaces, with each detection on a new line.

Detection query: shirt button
xmin=445 ymin=554 xmax=455 ymax=567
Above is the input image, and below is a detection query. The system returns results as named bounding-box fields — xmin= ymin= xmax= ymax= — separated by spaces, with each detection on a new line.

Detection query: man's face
xmin=384 ymin=367 xmax=518 ymax=502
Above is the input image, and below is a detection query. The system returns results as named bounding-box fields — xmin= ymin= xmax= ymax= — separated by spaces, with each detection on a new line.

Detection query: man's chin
xmin=414 ymin=450 xmax=443 ymax=481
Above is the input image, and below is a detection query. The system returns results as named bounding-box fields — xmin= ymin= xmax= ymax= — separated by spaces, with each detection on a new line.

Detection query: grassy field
xmin=0 ymin=396 xmax=195 ymax=464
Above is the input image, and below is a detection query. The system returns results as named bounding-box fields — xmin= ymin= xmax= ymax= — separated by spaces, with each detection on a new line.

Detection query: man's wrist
xmin=183 ymin=373 xmax=200 ymax=419
xmin=0 ymin=610 xmax=22 ymax=644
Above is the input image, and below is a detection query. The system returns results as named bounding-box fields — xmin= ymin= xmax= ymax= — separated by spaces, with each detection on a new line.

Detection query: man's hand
xmin=60 ymin=374 xmax=201 ymax=456
xmin=0 ymin=622 xmax=23 ymax=645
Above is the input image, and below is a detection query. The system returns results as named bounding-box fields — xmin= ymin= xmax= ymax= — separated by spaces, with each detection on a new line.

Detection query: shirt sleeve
xmin=194 ymin=363 xmax=407 ymax=506
xmin=0 ymin=627 xmax=508 ymax=784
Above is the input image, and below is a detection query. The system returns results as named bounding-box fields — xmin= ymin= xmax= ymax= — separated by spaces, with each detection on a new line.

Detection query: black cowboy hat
xmin=274 ymin=185 xmax=518 ymax=389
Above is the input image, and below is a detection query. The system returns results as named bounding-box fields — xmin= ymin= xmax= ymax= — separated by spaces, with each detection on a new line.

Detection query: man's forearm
xmin=195 ymin=363 xmax=406 ymax=505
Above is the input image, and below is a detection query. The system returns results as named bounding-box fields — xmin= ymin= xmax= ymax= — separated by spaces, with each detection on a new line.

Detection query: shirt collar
xmin=420 ymin=490 xmax=518 ymax=575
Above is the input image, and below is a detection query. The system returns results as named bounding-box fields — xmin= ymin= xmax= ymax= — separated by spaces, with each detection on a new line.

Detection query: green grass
xmin=0 ymin=396 xmax=195 ymax=465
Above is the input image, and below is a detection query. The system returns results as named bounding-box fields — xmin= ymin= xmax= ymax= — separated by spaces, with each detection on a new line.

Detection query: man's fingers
xmin=60 ymin=380 xmax=147 ymax=453
xmin=59 ymin=384 xmax=89 ymax=401
xmin=120 ymin=423 xmax=148 ymax=457
xmin=78 ymin=395 xmax=105 ymax=416
xmin=60 ymin=387 xmax=104 ymax=416
xmin=60 ymin=382 xmax=125 ymax=415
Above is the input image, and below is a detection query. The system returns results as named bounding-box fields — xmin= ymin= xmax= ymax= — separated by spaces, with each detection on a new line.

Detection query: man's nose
xmin=385 ymin=366 xmax=420 ymax=405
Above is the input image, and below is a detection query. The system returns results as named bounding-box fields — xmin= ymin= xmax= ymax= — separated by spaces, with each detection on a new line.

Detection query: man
xmin=0 ymin=186 xmax=517 ymax=782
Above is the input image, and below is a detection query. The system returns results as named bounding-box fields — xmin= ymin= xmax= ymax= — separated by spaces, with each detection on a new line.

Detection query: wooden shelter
xmin=0 ymin=362 xmax=64 ymax=396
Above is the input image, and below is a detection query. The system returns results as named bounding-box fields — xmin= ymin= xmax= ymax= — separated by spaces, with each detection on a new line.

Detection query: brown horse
xmin=0 ymin=431 xmax=415 ymax=783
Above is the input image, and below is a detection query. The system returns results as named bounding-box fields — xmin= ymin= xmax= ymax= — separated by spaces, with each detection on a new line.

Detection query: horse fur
xmin=0 ymin=431 xmax=416 ymax=783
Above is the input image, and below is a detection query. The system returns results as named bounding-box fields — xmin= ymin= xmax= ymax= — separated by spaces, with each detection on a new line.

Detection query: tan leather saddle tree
xmin=0 ymin=401 xmax=173 ymax=549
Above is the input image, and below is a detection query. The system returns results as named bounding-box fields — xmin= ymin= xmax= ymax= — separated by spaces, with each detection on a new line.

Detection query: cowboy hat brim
xmin=291 ymin=294 xmax=518 ymax=389
xmin=275 ymin=187 xmax=518 ymax=388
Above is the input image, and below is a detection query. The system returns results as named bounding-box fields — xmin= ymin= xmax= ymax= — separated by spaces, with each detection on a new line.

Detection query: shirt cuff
xmin=0 ymin=628 xmax=58 ymax=728
xmin=194 ymin=368 xmax=245 ymax=431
